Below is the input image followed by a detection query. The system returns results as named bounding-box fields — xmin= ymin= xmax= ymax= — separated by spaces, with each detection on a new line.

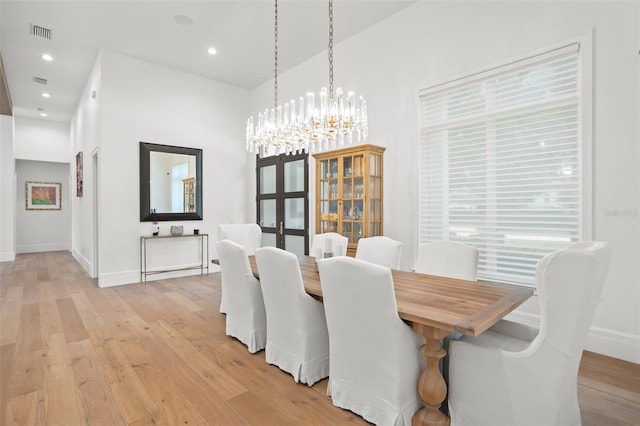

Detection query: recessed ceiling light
xmin=40 ymin=112 xmax=48 ymax=117
xmin=207 ymin=47 xmax=217 ymax=55
xmin=41 ymin=92 xmax=51 ymax=98
xmin=173 ymin=15 xmax=193 ymax=26
xmin=41 ymin=53 xmax=53 ymax=61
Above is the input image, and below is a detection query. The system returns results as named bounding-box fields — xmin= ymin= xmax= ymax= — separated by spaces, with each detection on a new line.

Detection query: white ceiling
xmin=1 ymin=0 xmax=414 ymax=123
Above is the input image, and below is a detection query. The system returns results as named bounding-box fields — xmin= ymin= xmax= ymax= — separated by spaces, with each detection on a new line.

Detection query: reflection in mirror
xmin=150 ymin=152 xmax=197 ymax=213
xmin=140 ymin=142 xmax=203 ymax=222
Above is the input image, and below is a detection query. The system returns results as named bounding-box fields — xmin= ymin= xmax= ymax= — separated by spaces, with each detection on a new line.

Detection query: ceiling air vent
xmin=30 ymin=24 xmax=52 ymax=40
xmin=32 ymin=76 xmax=48 ymax=85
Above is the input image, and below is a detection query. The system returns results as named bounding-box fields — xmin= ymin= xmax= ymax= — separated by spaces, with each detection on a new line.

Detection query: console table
xmin=140 ymin=234 xmax=209 ymax=283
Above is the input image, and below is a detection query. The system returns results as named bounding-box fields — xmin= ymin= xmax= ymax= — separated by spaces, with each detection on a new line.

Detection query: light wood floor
xmin=1 ymin=251 xmax=638 ymax=425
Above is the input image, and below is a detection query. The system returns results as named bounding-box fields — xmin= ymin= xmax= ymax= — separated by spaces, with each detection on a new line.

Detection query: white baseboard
xmin=72 ymin=249 xmax=93 ymax=277
xmin=504 ymin=310 xmax=639 ymax=364
xmin=0 ymin=250 xmax=16 ymax=262
xmin=97 ymin=270 xmax=140 ymax=288
xmin=17 ymin=242 xmax=69 ymax=253
xmin=586 ymin=327 xmax=640 ymax=364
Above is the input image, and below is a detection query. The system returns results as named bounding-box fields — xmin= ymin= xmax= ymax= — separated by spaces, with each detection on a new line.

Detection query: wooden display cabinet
xmin=183 ymin=177 xmax=196 ymax=213
xmin=313 ymin=144 xmax=385 ymax=257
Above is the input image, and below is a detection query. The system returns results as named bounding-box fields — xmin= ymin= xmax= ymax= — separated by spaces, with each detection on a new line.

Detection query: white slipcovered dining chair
xmin=447 ymin=241 xmax=611 ymax=426
xmin=310 ymin=232 xmax=349 ymax=258
xmin=254 ymin=246 xmax=330 ymax=386
xmin=355 ymin=236 xmax=402 ymax=269
xmin=217 ymin=223 xmax=262 ymax=313
xmin=415 ymin=241 xmax=479 ymax=379
xmin=318 ymin=256 xmax=425 ymax=426
xmin=414 ymin=241 xmax=478 ymax=281
xmin=216 ymin=240 xmax=266 ymax=353
xmin=487 ymin=241 xmax=613 ymax=342
xmin=216 ymin=223 xmax=262 ymax=255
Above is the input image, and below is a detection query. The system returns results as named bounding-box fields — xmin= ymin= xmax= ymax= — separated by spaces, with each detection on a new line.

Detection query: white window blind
xmin=419 ymin=44 xmax=582 ymax=285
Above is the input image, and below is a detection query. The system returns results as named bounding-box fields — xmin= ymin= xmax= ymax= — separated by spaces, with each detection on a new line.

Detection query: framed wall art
xmin=76 ymin=151 xmax=83 ymax=197
xmin=26 ymin=181 xmax=61 ymax=210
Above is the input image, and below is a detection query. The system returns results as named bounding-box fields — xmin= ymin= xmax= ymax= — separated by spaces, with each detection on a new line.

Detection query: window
xmin=419 ymin=42 xmax=590 ymax=285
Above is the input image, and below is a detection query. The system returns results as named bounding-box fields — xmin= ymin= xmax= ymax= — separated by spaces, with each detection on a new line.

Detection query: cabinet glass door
xmin=368 ymin=152 xmax=382 ymax=238
xmin=341 ymin=153 xmax=365 ymax=244
xmin=318 ymin=158 xmax=339 ymax=234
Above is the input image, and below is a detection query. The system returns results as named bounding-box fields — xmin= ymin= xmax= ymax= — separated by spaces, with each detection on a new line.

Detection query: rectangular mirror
xmin=140 ymin=142 xmax=203 ymax=222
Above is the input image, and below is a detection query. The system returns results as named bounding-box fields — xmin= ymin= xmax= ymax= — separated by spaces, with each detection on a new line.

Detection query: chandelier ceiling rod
xmin=273 ymin=0 xmax=278 ymax=110
xmin=328 ymin=0 xmax=334 ymax=102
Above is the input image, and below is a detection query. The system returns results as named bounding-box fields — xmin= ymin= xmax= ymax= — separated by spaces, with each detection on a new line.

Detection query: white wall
xmin=250 ymin=1 xmax=640 ymax=363
xmin=15 ymin=160 xmax=70 ymax=253
xmin=72 ymin=50 xmax=251 ymax=287
xmin=70 ymin=54 xmax=101 ymax=276
xmin=8 ymin=116 xmax=72 ymax=255
xmin=0 ymin=114 xmax=15 ymax=261
xmin=13 ymin=116 xmax=70 ymax=163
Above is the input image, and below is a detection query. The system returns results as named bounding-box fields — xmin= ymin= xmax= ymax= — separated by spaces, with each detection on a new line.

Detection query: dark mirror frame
xmin=140 ymin=142 xmax=203 ymax=222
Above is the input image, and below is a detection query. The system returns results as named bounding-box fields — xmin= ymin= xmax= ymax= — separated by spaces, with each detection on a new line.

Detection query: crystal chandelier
xmin=246 ymin=0 xmax=368 ymax=156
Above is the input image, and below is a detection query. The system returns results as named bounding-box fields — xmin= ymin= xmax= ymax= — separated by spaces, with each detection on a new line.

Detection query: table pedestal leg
xmin=412 ymin=324 xmax=450 ymax=426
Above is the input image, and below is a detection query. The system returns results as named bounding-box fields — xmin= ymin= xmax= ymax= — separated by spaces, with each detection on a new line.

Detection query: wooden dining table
xmin=246 ymin=255 xmax=533 ymax=426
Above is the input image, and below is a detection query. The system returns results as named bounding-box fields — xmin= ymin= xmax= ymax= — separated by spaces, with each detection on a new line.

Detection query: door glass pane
xmin=285 ymin=198 xmax=305 ymax=230
xmin=369 ymin=154 xmax=380 ymax=176
xmin=321 ymin=160 xmax=330 ymax=179
xmin=368 ymin=222 xmax=381 ymax=237
xmin=354 ymin=177 xmax=363 ymax=198
xmin=343 ymin=200 xmax=353 ymax=220
xmin=343 ymin=156 xmax=353 ymax=177
xmin=354 ymin=155 xmax=364 ymax=176
xmin=321 ymin=181 xmax=329 ymax=199
xmin=329 ymin=200 xmax=338 ymax=220
xmin=260 ymin=165 xmax=276 ymax=194
xmin=344 ymin=179 xmax=353 ymax=198
xmin=354 ymin=223 xmax=362 ymax=243
xmin=284 ymin=159 xmax=305 ymax=193
xmin=262 ymin=232 xmax=277 ymax=247
xmin=285 ymin=235 xmax=305 ymax=257
xmin=354 ymin=200 xmax=363 ymax=220
xmin=321 ymin=221 xmax=338 ymax=233
xmin=329 ymin=181 xmax=338 ymax=199
xmin=329 ymin=159 xmax=338 ymax=178
xmin=370 ymin=200 xmax=381 ymax=221
xmin=260 ymin=199 xmax=276 ymax=228
xmin=369 ymin=177 xmax=381 ymax=198
xmin=343 ymin=222 xmax=353 ymax=243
